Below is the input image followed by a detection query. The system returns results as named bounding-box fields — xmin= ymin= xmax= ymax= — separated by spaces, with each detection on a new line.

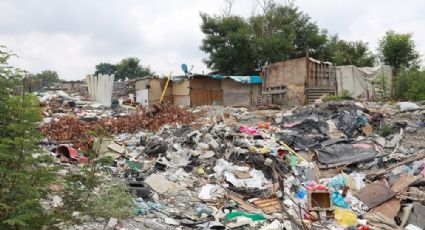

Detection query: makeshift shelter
xmin=336 ymin=65 xmax=393 ymax=99
xmin=134 ymin=78 xmax=172 ymax=106
xmin=172 ymin=74 xmax=262 ymax=107
xmin=261 ymin=57 xmax=336 ymax=105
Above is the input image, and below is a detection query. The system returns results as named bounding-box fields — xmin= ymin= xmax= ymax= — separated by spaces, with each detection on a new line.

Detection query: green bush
xmin=378 ymin=124 xmax=394 ymax=137
xmin=325 ymin=90 xmax=352 ymax=101
xmin=0 ymin=46 xmax=58 ymax=229
xmin=394 ymin=69 xmax=425 ymax=101
xmin=85 ymin=183 xmax=135 ymax=219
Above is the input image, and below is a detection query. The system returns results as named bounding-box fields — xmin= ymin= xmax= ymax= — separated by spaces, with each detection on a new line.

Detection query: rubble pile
xmin=39 ymin=92 xmax=425 ymax=229
xmin=41 ymin=104 xmax=199 ymax=150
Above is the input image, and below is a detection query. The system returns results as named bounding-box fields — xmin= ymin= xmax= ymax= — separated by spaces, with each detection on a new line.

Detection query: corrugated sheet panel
xmin=172 ymin=80 xmax=190 ymax=96
xmin=173 ymin=95 xmax=190 ymax=107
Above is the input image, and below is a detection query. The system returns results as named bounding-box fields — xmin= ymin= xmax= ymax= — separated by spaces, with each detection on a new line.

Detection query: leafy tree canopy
xmin=93 ymin=58 xmax=154 ymax=81
xmin=94 ymin=63 xmax=116 ymax=76
xmin=35 ymin=70 xmax=61 ymax=87
xmin=0 ymin=45 xmax=57 ymax=229
xmin=115 ymin=57 xmax=154 ymax=81
xmin=320 ymin=35 xmax=375 ymax=67
xmin=200 ymin=1 xmax=377 ymax=75
xmin=378 ymin=30 xmax=420 ymax=71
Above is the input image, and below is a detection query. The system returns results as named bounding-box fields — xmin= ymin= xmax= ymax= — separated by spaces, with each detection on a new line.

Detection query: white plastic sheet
xmin=86 ymin=74 xmax=115 ymax=107
xmin=336 ymin=65 xmax=392 ymax=99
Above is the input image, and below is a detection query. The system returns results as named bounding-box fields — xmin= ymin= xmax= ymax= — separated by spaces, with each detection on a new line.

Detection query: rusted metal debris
xmin=41 ymin=103 xmax=199 ymax=150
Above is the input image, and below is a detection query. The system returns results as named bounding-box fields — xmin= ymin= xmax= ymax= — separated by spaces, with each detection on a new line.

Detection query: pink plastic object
xmin=240 ymin=125 xmax=259 ymax=135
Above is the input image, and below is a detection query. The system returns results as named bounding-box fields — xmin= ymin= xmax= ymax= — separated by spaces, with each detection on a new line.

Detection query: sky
xmin=1 ymin=0 xmax=424 ymax=80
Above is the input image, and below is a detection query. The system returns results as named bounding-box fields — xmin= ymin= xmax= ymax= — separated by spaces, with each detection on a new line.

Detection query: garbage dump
xmin=38 ymin=90 xmax=425 ymax=229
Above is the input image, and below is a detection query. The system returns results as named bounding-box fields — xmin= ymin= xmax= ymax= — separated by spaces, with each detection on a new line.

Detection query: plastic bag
xmin=398 ymin=102 xmax=420 ymax=111
xmin=240 ymin=125 xmax=259 ymax=135
xmin=332 ymin=191 xmax=350 ymax=208
xmin=329 ymin=174 xmax=347 ymax=189
xmin=258 ymin=122 xmax=271 ymax=129
xmin=225 ymin=211 xmax=266 ymax=221
xmin=334 ymin=207 xmax=357 ymax=226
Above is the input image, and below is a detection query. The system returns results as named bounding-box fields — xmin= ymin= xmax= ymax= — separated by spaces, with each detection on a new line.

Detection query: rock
xmin=145 ymin=174 xmax=184 ymax=194
xmin=209 ymin=139 xmax=220 ymax=150
xmin=406 ymin=127 xmax=417 ymax=133
xmin=272 ymin=213 xmax=284 ymax=221
xmin=95 ymin=217 xmax=105 ymax=222
xmin=198 ymin=143 xmax=209 ymax=150
xmin=52 ymin=195 xmax=63 ymax=208
xmin=164 ymin=217 xmax=179 ymax=226
xmin=105 ymin=217 xmax=118 ymax=230
xmin=201 ymin=150 xmax=215 ymax=159
xmin=80 ymin=215 xmax=93 ymax=222
xmin=143 ymin=219 xmax=166 ymax=230
xmin=152 ymin=192 xmax=160 ymax=202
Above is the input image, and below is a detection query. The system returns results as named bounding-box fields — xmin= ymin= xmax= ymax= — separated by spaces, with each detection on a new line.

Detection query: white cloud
xmin=0 ymin=0 xmax=424 ymax=80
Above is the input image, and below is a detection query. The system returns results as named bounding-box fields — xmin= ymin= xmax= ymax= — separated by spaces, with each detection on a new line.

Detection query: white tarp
xmin=336 ymin=65 xmax=392 ymax=99
xmin=136 ymin=89 xmax=149 ymax=106
xmin=86 ymin=74 xmax=115 ymax=107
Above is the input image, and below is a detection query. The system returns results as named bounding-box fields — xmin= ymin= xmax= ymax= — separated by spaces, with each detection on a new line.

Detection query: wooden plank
xmin=253 ymin=197 xmax=283 ymax=214
xmin=225 ymin=190 xmax=259 ymax=212
xmin=366 ymin=151 xmax=425 ymax=180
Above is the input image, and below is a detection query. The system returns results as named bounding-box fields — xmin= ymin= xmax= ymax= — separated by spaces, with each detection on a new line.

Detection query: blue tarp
xmin=172 ymin=74 xmax=262 ymax=84
xmin=209 ymin=75 xmax=262 ymax=84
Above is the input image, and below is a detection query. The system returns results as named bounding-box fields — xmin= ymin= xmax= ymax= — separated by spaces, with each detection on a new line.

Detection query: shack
xmin=62 ymin=80 xmax=88 ymax=96
xmin=172 ymin=74 xmax=262 ymax=107
xmin=261 ymin=57 xmax=336 ymax=105
xmin=134 ymin=78 xmax=172 ymax=106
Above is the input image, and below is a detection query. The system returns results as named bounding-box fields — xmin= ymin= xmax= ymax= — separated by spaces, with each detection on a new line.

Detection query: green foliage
xmin=85 ymin=183 xmax=135 ymax=219
xmin=94 ymin=63 xmax=116 ymax=76
xmin=394 ymin=68 xmax=425 ymax=101
xmin=378 ymin=30 xmax=420 ymax=71
xmin=60 ymin=137 xmax=132 ymax=220
xmin=93 ymin=58 xmax=154 ymax=80
xmin=250 ymin=4 xmax=328 ymax=64
xmin=115 ymin=57 xmax=154 ymax=80
xmin=0 ymin=45 xmax=58 ymax=228
xmin=200 ymin=13 xmax=257 ymax=75
xmin=321 ymin=35 xmax=375 ymax=66
xmin=200 ymin=2 xmax=375 ymax=75
xmin=379 ymin=124 xmax=394 ymax=137
xmin=324 ymin=90 xmax=352 ymax=101
xmin=35 ymin=70 xmax=61 ymax=87
xmin=373 ymin=73 xmax=391 ymax=100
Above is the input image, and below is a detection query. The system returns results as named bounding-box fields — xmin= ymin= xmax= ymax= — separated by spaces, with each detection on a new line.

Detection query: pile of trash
xmin=39 ymin=93 xmax=425 ymax=229
xmin=40 ymin=91 xmax=199 ymax=150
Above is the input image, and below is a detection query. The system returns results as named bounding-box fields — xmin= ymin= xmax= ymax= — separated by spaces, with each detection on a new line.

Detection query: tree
xmin=0 ymin=46 xmax=57 ymax=228
xmin=35 ymin=70 xmax=60 ymax=87
xmin=200 ymin=2 xmax=329 ymax=74
xmin=114 ymin=57 xmax=154 ymax=81
xmin=250 ymin=4 xmax=328 ymax=65
xmin=320 ymin=35 xmax=375 ymax=67
xmin=94 ymin=63 xmax=116 ymax=76
xmin=200 ymin=13 xmax=257 ymax=75
xmin=378 ymin=30 xmax=420 ymax=71
xmin=200 ymin=1 xmax=381 ymax=75
xmin=394 ymin=68 xmax=425 ymax=101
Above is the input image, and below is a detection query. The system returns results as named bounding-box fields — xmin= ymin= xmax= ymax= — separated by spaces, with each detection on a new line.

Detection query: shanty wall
xmin=261 ymin=57 xmax=336 ymax=105
xmin=261 ymin=57 xmax=307 ymax=105
xmin=190 ymin=76 xmax=223 ymax=106
xmin=172 ymin=77 xmax=261 ymax=107
xmin=172 ymin=80 xmax=191 ymax=107
xmin=221 ymin=79 xmax=261 ymax=107
xmin=135 ymin=79 xmax=173 ymax=106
